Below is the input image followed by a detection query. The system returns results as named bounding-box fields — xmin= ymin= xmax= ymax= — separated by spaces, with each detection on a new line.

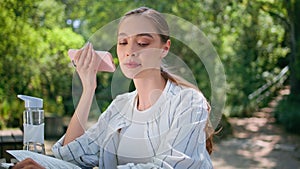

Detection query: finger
xmin=84 ymin=42 xmax=93 ymax=67
xmin=82 ymin=42 xmax=92 ymax=68
xmin=78 ymin=42 xmax=90 ymax=67
xmin=13 ymin=158 xmax=45 ymax=169
xmin=73 ymin=49 xmax=83 ymax=67
xmin=73 ymin=49 xmax=83 ymax=63
xmin=91 ymin=50 xmax=101 ymax=71
xmin=13 ymin=159 xmax=28 ymax=168
xmin=74 ymin=48 xmax=83 ymax=68
xmin=24 ymin=158 xmax=45 ymax=169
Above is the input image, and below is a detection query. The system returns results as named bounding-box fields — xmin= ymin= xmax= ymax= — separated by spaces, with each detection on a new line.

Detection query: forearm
xmin=63 ymin=88 xmax=95 ymax=145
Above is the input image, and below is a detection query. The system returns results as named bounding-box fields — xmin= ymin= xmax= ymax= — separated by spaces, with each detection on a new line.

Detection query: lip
xmin=124 ymin=61 xmax=141 ymax=69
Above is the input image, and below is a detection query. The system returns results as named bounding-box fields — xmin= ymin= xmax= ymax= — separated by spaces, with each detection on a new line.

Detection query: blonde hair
xmin=121 ymin=6 xmax=214 ymax=154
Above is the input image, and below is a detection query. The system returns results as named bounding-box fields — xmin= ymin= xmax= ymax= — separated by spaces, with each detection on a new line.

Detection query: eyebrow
xmin=118 ymin=32 xmax=154 ymax=39
xmin=136 ymin=33 xmax=154 ymax=39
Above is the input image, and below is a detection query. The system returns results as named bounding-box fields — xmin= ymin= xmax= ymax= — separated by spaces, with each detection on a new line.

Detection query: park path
xmin=211 ymin=87 xmax=300 ymax=169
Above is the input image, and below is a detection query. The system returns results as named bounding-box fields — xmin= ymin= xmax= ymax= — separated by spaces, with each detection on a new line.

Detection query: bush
xmin=275 ymin=95 xmax=300 ymax=134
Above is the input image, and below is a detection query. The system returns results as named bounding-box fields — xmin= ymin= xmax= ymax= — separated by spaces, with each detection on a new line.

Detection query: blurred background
xmin=0 ymin=0 xmax=299 ymax=168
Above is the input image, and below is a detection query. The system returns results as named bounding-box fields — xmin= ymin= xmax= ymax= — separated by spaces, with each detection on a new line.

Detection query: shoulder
xmin=166 ymin=81 xmax=210 ymax=128
xmin=166 ymin=81 xmax=207 ymax=106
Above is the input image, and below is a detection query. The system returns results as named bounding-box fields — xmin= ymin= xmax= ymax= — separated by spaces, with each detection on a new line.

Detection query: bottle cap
xmin=17 ymin=95 xmax=43 ymax=108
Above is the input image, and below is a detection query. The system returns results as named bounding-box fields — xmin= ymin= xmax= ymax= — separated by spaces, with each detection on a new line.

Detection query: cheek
xmin=142 ymin=50 xmax=163 ymax=63
xmin=116 ymin=46 xmax=123 ymax=60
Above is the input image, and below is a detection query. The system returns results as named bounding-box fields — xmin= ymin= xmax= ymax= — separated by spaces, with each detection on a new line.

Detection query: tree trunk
xmin=288 ymin=0 xmax=300 ymax=98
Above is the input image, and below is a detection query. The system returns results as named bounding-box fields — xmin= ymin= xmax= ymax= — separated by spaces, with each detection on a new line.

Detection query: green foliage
xmin=0 ymin=0 xmax=84 ymax=129
xmin=276 ymin=0 xmax=300 ymax=134
xmin=99 ymin=1 xmax=289 ymax=118
xmin=275 ymin=95 xmax=300 ymax=134
xmin=0 ymin=0 xmax=298 ymax=133
xmin=208 ymin=0 xmax=288 ymax=116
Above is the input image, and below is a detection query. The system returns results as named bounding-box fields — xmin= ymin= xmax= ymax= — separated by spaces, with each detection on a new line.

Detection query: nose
xmin=125 ymin=43 xmax=137 ymax=57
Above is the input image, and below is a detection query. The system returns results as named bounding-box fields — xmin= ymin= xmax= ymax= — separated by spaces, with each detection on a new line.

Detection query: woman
xmin=13 ymin=7 xmax=213 ymax=169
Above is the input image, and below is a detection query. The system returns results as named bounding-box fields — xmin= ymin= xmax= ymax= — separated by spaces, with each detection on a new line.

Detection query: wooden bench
xmin=0 ymin=129 xmax=23 ymax=162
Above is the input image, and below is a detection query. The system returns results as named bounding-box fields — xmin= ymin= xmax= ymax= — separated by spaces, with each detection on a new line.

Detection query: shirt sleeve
xmin=117 ymin=89 xmax=213 ymax=169
xmin=51 ymin=133 xmax=100 ymax=168
xmin=51 ymin=99 xmax=118 ymax=168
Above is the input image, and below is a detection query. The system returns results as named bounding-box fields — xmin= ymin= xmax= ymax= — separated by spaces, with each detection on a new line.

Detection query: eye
xmin=137 ymin=42 xmax=149 ymax=47
xmin=118 ymin=41 xmax=127 ymax=45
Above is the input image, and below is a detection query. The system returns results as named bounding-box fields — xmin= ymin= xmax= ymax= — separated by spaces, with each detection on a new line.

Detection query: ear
xmin=161 ymin=39 xmax=171 ymax=58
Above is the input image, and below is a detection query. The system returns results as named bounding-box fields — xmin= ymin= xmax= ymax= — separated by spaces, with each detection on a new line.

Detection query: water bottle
xmin=18 ymin=95 xmax=45 ymax=154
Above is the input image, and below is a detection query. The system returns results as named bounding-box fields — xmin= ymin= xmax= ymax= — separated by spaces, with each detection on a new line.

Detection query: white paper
xmin=0 ymin=163 xmax=14 ymax=169
xmin=23 ymin=124 xmax=44 ymax=143
xmin=7 ymin=150 xmax=81 ymax=169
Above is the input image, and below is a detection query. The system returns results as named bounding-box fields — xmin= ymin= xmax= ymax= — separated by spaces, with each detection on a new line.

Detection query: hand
xmin=74 ymin=42 xmax=102 ymax=91
xmin=12 ymin=158 xmax=45 ymax=169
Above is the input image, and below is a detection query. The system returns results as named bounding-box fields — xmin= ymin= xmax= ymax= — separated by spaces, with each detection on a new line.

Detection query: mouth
xmin=124 ymin=61 xmax=141 ymax=69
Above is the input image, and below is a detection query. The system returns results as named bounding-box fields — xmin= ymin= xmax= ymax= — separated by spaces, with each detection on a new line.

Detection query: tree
xmin=62 ymin=0 xmax=289 ymax=117
xmin=1 ymin=0 xmax=294 ymax=130
xmin=0 ymin=0 xmax=84 ymax=129
xmin=287 ymin=0 xmax=300 ymax=97
xmin=273 ymin=0 xmax=300 ymax=133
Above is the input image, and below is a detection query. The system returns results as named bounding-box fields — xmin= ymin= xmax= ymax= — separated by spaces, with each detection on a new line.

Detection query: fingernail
xmin=72 ymin=60 xmax=77 ymax=67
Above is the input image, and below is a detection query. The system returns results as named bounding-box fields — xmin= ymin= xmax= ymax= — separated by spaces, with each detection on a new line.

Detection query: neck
xmin=133 ymin=72 xmax=166 ymax=111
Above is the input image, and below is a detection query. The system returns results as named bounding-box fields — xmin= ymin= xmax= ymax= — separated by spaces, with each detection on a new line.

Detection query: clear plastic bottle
xmin=18 ymin=95 xmax=45 ymax=154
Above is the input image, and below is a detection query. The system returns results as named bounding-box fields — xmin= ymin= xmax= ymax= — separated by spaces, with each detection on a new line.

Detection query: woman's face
xmin=117 ymin=15 xmax=170 ymax=79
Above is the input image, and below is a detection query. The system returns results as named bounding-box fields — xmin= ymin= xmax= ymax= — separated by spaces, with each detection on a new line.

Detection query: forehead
xmin=118 ymin=15 xmax=158 ymax=37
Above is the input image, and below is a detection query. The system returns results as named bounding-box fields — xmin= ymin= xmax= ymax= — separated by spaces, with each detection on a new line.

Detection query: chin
xmin=120 ymin=66 xmax=144 ymax=79
xmin=120 ymin=68 xmax=136 ymax=79
xmin=123 ymin=73 xmax=134 ymax=79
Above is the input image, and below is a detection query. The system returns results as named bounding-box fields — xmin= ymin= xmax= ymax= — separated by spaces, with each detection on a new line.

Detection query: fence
xmin=248 ymin=66 xmax=289 ymax=103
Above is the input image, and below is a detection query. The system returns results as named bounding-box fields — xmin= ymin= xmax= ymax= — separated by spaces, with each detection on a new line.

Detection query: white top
xmin=52 ymin=80 xmax=213 ymax=169
xmin=117 ymin=88 xmax=167 ymax=165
